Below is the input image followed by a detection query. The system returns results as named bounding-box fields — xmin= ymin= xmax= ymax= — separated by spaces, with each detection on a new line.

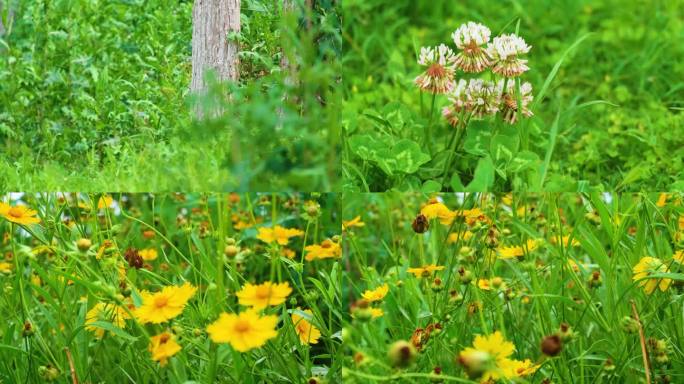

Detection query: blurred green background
xmin=342 ymin=0 xmax=684 ymax=191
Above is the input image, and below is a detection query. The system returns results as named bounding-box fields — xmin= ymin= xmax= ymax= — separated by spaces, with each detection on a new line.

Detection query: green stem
xmin=425 ymin=93 xmax=437 ymax=155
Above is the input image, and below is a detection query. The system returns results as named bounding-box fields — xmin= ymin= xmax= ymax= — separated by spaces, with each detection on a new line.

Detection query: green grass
xmin=0 ymin=193 xmax=342 ymax=383
xmin=0 ymin=0 xmax=340 ymax=191
xmin=342 ymin=0 xmax=684 ymax=192
xmin=342 ymin=192 xmax=684 ymax=383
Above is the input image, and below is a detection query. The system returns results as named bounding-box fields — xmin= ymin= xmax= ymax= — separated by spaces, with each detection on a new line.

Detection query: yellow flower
xmin=674 ymin=250 xmax=684 ymax=264
xmin=0 ymin=202 xmax=41 ymax=225
xmin=421 ymin=200 xmax=456 ymax=225
xmin=304 ymin=239 xmax=342 ymax=261
xmin=456 ymin=208 xmax=489 ymax=226
xmin=139 ymin=248 xmax=158 ymax=261
xmin=148 ymin=332 xmax=181 ymax=366
xmin=500 ymin=358 xmax=539 ymax=378
xmin=369 ymin=308 xmax=384 ymax=318
xmin=85 ymin=302 xmax=131 ymax=338
xmin=135 ymin=283 xmax=197 ymax=324
xmin=458 ymin=331 xmax=532 ymax=381
xmin=361 ymin=284 xmax=389 ymax=302
xmin=256 ymin=225 xmax=304 ymax=245
xmin=206 ymin=309 xmax=278 ymax=352
xmin=632 ymin=257 xmax=671 ymax=294
xmin=497 ymin=239 xmax=540 ymax=259
xmin=656 ymin=193 xmax=668 ymax=207
xmin=477 ymin=279 xmax=491 ymax=290
xmin=97 ymin=195 xmax=115 ymax=209
xmin=281 ymin=247 xmax=296 ymax=259
xmin=0 ymin=262 xmax=12 ymax=273
xmin=679 ymin=216 xmax=684 ymax=231
xmin=236 ymin=281 xmax=292 ymax=309
xmin=291 ymin=309 xmax=321 ymax=345
xmin=448 ymin=231 xmax=473 ymax=243
xmin=407 ymin=264 xmax=445 ymax=278
xmin=553 ymin=235 xmax=580 ymax=247
xmin=343 ymin=216 xmax=365 ymax=231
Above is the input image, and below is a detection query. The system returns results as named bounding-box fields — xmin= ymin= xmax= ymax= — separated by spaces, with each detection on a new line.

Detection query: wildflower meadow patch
xmin=343 ymin=192 xmax=684 ymax=383
xmin=0 ymin=193 xmax=342 ymax=383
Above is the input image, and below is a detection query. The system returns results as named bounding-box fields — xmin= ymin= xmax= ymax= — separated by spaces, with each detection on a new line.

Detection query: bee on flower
xmin=415 ymin=44 xmax=456 ymax=94
xmin=486 ymin=34 xmax=532 ymax=77
xmin=452 ymin=21 xmax=492 ymax=73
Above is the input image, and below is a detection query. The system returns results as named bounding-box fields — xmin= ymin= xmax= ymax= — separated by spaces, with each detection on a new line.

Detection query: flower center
xmin=8 ymin=207 xmax=24 ymax=218
xmin=234 ymin=320 xmax=251 ymax=333
xmin=426 ymin=63 xmax=446 ymax=78
xmin=159 ymin=334 xmax=170 ymax=344
xmin=255 ymin=286 xmax=271 ymax=299
xmin=154 ymin=296 xmax=169 ymax=308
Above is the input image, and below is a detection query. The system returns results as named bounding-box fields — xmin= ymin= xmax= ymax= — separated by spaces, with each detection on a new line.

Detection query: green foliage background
xmin=0 ymin=0 xmax=340 ymax=191
xmin=342 ymin=0 xmax=684 ymax=192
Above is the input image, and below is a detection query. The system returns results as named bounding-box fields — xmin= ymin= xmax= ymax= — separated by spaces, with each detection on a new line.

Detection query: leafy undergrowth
xmin=0 ymin=0 xmax=340 ymax=191
xmin=0 ymin=193 xmax=342 ymax=383
xmin=342 ymin=192 xmax=684 ymax=383
xmin=342 ymin=0 xmax=684 ymax=192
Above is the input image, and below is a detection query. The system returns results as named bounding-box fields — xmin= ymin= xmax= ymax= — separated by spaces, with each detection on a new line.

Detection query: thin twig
xmin=64 ymin=347 xmax=78 ymax=384
xmin=630 ymin=300 xmax=651 ymax=384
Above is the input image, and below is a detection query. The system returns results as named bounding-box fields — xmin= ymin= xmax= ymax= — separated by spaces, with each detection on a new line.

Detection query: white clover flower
xmin=486 ymin=34 xmax=531 ymax=77
xmin=451 ymin=22 xmax=492 ymax=73
xmin=415 ymin=44 xmax=456 ymax=94
xmin=497 ymin=80 xmax=534 ymax=124
xmin=444 ymin=79 xmax=500 ymax=124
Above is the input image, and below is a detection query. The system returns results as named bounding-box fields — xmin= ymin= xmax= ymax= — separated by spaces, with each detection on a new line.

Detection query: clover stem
xmin=425 ymin=93 xmax=437 ymax=155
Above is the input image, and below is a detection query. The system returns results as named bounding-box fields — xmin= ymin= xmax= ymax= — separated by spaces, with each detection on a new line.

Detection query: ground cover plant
xmin=342 ymin=192 xmax=684 ymax=382
xmin=0 ymin=192 xmax=342 ymax=382
xmin=0 ymin=0 xmax=340 ymax=191
xmin=342 ymin=0 xmax=684 ymax=192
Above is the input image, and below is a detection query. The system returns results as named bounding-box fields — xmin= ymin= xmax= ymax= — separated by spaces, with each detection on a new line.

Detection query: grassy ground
xmin=343 ymin=192 xmax=684 ymax=383
xmin=0 ymin=193 xmax=342 ymax=383
xmin=342 ymin=0 xmax=684 ymax=192
xmin=0 ymin=0 xmax=340 ymax=191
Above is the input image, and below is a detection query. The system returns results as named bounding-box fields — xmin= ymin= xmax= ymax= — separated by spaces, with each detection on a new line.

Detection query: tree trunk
xmin=190 ymin=0 xmax=240 ymax=93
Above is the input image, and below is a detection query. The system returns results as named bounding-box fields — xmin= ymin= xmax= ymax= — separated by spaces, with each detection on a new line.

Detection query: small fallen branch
xmin=630 ymin=300 xmax=651 ymax=384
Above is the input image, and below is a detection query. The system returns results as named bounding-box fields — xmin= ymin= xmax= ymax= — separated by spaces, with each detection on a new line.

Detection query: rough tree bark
xmin=190 ymin=0 xmax=241 ymax=93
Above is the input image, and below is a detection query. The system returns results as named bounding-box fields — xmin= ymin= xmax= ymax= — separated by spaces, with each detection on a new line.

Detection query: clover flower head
xmin=487 ymin=34 xmax=531 ymax=77
xmin=452 ymin=22 xmax=492 ymax=73
xmin=415 ymin=44 xmax=456 ymax=94
xmin=497 ymin=80 xmax=534 ymax=124
xmin=444 ymin=79 xmax=500 ymax=123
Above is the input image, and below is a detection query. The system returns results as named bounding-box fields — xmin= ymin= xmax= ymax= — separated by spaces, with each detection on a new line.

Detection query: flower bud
xmin=412 ymin=214 xmax=430 ymax=234
xmin=388 ymin=340 xmax=417 ymax=368
xmin=224 ymin=244 xmax=240 ymax=259
xmin=457 ymin=349 xmax=492 ymax=379
xmin=541 ymin=334 xmax=562 ymax=357
xmin=620 ymin=316 xmax=639 ymax=334
xmin=76 ymin=238 xmax=92 ymax=252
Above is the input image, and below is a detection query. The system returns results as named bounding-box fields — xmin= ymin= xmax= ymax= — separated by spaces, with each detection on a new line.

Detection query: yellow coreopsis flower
xmin=458 ymin=331 xmax=534 ymax=382
xmin=448 ymin=231 xmax=473 ymax=243
xmin=656 ymin=193 xmax=668 ymax=207
xmin=148 ymin=332 xmax=181 ymax=366
xmin=85 ymin=302 xmax=131 ymax=338
xmin=256 ymin=225 xmax=304 ymax=245
xmin=342 ymin=216 xmax=365 ymax=231
xmin=97 ymin=195 xmax=115 ymax=209
xmin=206 ymin=309 xmax=278 ymax=352
xmin=236 ymin=281 xmax=292 ymax=309
xmin=0 ymin=202 xmax=41 ymax=225
xmin=304 ymin=239 xmax=342 ymax=261
xmin=291 ymin=309 xmax=321 ymax=345
xmin=497 ymin=239 xmax=540 ymax=259
xmin=421 ymin=200 xmax=456 ymax=225
xmin=407 ymin=264 xmax=445 ymax=278
xmin=361 ymin=284 xmax=389 ymax=302
xmin=0 ymin=262 xmax=12 ymax=273
xmin=674 ymin=250 xmax=684 ymax=264
xmin=135 ymin=283 xmax=197 ymax=324
xmin=632 ymin=257 xmax=672 ymax=294
xmin=139 ymin=248 xmax=158 ymax=261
